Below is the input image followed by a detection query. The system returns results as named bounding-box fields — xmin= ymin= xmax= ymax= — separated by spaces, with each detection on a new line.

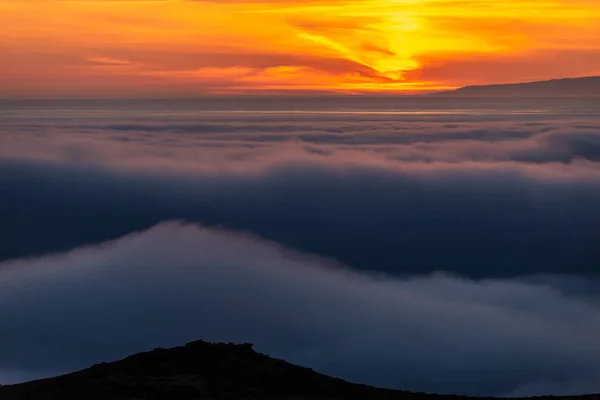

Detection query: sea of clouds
xmin=0 ymin=100 xmax=599 ymax=396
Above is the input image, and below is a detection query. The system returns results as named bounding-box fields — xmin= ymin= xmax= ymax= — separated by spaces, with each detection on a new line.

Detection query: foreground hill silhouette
xmin=432 ymin=76 xmax=600 ymax=97
xmin=1 ymin=340 xmax=598 ymax=400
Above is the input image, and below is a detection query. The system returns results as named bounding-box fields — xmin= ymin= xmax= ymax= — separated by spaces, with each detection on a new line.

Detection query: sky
xmin=1 ymin=0 xmax=600 ymax=97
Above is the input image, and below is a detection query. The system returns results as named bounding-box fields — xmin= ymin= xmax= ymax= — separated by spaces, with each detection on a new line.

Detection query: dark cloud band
xmin=1 ymin=157 xmax=599 ymax=279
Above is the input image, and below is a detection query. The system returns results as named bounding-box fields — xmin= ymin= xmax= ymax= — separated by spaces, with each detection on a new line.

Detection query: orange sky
xmin=1 ymin=0 xmax=600 ymax=97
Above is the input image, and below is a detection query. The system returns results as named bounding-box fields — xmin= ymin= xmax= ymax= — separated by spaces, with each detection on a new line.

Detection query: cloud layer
xmin=1 ymin=222 xmax=599 ymax=397
xmin=1 ymin=103 xmax=599 ymax=397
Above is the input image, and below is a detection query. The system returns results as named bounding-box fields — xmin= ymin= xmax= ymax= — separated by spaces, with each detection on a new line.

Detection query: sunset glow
xmin=2 ymin=0 xmax=600 ymax=96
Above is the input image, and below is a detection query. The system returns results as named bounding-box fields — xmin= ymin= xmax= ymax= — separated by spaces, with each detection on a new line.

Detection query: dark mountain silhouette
xmin=432 ymin=76 xmax=600 ymax=97
xmin=1 ymin=340 xmax=599 ymax=400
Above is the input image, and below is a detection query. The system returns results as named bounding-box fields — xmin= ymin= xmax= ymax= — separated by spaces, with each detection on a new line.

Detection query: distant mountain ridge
xmin=432 ymin=76 xmax=600 ymax=97
xmin=1 ymin=340 xmax=599 ymax=400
